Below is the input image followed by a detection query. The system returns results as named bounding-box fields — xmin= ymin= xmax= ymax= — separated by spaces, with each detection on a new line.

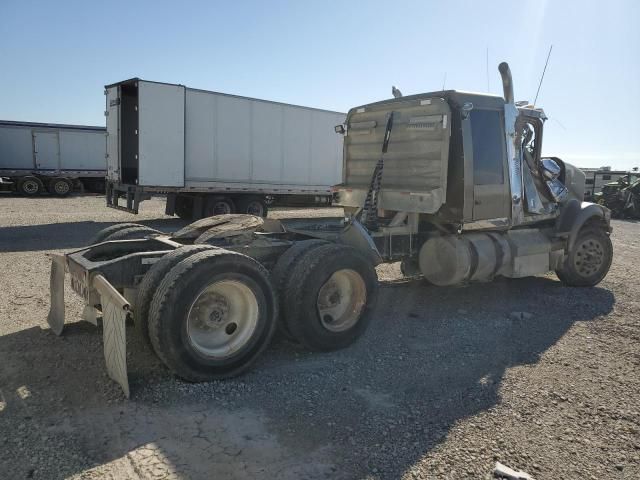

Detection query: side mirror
xmin=461 ymin=102 xmax=474 ymax=120
xmin=334 ymin=124 xmax=346 ymax=135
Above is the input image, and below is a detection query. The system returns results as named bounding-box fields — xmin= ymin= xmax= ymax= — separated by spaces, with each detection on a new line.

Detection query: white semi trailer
xmin=104 ymin=79 xmax=346 ymax=219
xmin=0 ymin=120 xmax=106 ymax=196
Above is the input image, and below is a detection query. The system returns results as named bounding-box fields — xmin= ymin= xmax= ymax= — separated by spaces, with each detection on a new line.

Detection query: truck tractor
xmin=47 ymin=63 xmax=612 ymax=397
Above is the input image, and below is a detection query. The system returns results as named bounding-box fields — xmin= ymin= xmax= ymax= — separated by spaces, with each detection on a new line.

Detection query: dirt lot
xmin=0 ymin=194 xmax=638 ymax=479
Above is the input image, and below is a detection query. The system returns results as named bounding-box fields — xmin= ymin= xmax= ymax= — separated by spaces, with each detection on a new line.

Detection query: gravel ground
xmin=0 ymin=194 xmax=638 ymax=480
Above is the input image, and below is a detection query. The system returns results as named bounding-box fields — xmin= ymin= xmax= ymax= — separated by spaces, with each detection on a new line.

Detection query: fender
xmin=555 ymin=199 xmax=612 ymax=251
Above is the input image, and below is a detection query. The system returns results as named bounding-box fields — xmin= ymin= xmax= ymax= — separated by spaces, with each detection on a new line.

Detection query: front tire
xmin=148 ymin=249 xmax=277 ymax=381
xmin=282 ymin=243 xmax=378 ymax=351
xmin=556 ymin=227 xmax=612 ymax=286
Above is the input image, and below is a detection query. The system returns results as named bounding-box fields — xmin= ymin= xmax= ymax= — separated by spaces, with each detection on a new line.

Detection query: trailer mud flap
xmin=93 ymin=275 xmax=131 ymax=398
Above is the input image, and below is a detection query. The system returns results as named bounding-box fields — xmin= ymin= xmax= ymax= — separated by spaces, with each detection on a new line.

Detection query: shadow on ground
xmin=0 ymin=273 xmax=615 ymax=479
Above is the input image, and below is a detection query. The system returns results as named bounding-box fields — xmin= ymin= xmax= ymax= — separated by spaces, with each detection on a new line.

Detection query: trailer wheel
xmin=48 ymin=177 xmax=72 ymax=196
xmin=134 ymin=245 xmax=217 ymax=346
xmin=236 ymin=196 xmax=268 ymax=217
xmin=18 ymin=176 xmax=43 ymax=196
xmin=400 ymin=258 xmax=421 ymax=277
xmin=175 ymin=195 xmax=194 ymax=220
xmin=283 ymin=243 xmax=378 ymax=351
xmin=148 ymin=249 xmax=277 ymax=381
xmin=104 ymin=225 xmax=162 ymax=241
xmin=271 ymin=239 xmax=328 ymax=341
xmin=205 ymin=196 xmax=236 ymax=216
xmin=556 ymin=227 xmax=613 ymax=287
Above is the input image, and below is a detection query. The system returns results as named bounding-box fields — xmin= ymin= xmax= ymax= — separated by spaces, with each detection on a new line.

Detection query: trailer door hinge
xmin=104 ymin=110 xmax=109 ymax=116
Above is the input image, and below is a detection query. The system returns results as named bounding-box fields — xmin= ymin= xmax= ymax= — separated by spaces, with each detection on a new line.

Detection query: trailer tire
xmin=104 ymin=225 xmax=162 ymax=241
xmin=236 ymin=196 xmax=268 ymax=218
xmin=48 ymin=177 xmax=72 ymax=196
xmin=175 ymin=195 xmax=194 ymax=220
xmin=17 ymin=176 xmax=43 ymax=196
xmin=134 ymin=245 xmax=217 ymax=346
xmin=271 ymin=239 xmax=329 ymax=341
xmin=283 ymin=243 xmax=378 ymax=351
xmin=205 ymin=196 xmax=236 ymax=216
xmin=556 ymin=227 xmax=612 ymax=287
xmin=148 ymin=249 xmax=277 ymax=381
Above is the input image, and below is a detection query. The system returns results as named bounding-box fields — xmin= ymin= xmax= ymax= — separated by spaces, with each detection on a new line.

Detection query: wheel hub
xmin=316 ymin=269 xmax=366 ymax=332
xmin=24 ymin=181 xmax=38 ymax=193
xmin=575 ymin=238 xmax=604 ymax=277
xmin=55 ymin=181 xmax=70 ymax=194
xmin=187 ymin=280 xmax=258 ymax=358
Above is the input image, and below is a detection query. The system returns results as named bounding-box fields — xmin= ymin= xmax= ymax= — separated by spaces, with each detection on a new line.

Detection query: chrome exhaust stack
xmin=499 ymin=61 xmax=524 ymax=225
xmin=498 ymin=62 xmax=514 ymax=104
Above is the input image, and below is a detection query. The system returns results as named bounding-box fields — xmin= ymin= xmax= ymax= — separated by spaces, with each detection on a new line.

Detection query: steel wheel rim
xmin=574 ymin=237 xmax=605 ymax=277
xmin=186 ymin=280 xmax=259 ymax=358
xmin=23 ymin=180 xmax=39 ymax=194
xmin=213 ymin=201 xmax=232 ymax=215
xmin=317 ymin=269 xmax=367 ymax=332
xmin=245 ymin=201 xmax=264 ymax=217
xmin=54 ymin=180 xmax=69 ymax=194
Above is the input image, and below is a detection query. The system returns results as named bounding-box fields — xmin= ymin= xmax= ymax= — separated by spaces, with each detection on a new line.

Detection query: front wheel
xmin=556 ymin=227 xmax=612 ymax=287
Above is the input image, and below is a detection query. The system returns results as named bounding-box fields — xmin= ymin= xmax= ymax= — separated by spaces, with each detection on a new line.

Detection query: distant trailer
xmin=104 ymin=78 xmax=346 ymax=219
xmin=0 ymin=120 xmax=106 ymax=196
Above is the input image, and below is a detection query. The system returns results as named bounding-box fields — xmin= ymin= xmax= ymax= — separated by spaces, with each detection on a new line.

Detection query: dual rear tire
xmin=133 ymin=240 xmax=377 ymax=382
xmin=274 ymin=242 xmax=378 ymax=351
xmin=145 ymin=248 xmax=277 ymax=381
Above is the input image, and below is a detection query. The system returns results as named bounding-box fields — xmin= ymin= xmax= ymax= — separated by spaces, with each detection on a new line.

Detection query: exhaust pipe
xmin=498 ymin=62 xmax=514 ymax=104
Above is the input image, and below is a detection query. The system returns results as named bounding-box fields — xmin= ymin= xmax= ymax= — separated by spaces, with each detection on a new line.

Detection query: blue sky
xmin=1 ymin=0 xmax=638 ymax=169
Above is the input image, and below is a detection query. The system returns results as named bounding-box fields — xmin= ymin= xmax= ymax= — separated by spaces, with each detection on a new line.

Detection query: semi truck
xmin=104 ymin=79 xmax=345 ymax=219
xmin=48 ymin=63 xmax=612 ymax=397
xmin=0 ymin=120 xmax=106 ymax=195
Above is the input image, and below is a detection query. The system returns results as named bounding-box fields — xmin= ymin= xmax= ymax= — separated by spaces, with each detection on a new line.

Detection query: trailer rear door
xmin=138 ymin=81 xmax=185 ymax=187
xmin=105 ymin=87 xmax=120 ymax=181
xmin=33 ymin=131 xmax=60 ymax=171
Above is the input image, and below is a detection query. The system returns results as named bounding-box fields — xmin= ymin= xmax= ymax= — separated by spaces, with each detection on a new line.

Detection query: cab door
xmin=469 ymin=109 xmax=510 ymax=220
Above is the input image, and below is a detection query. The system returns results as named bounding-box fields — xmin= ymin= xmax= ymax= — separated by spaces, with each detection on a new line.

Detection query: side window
xmin=470 ymin=110 xmax=505 ymax=185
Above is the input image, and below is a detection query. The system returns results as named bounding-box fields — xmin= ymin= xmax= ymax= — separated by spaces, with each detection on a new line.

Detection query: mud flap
xmin=93 ymin=275 xmax=131 ymax=398
xmin=47 ymin=254 xmax=67 ymax=336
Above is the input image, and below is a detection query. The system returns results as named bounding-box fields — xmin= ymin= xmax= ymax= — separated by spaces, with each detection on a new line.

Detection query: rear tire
xmin=271 ymin=239 xmax=328 ymax=341
xmin=104 ymin=225 xmax=162 ymax=241
xmin=134 ymin=245 xmax=217 ymax=346
xmin=556 ymin=227 xmax=612 ymax=286
xmin=48 ymin=177 xmax=72 ymax=197
xmin=18 ymin=176 xmax=43 ymax=196
xmin=236 ymin=196 xmax=268 ymax=217
xmin=283 ymin=243 xmax=378 ymax=351
xmin=90 ymin=223 xmax=148 ymax=244
xmin=148 ymin=249 xmax=277 ymax=381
